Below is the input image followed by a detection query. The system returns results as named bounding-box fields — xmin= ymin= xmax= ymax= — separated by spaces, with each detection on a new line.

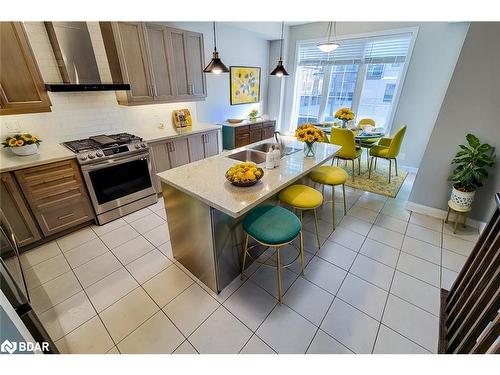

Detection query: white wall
xmin=409 ymin=23 xmax=500 ymax=222
xmin=0 ymin=22 xmax=270 ymax=145
xmin=280 ymin=22 xmax=470 ymax=168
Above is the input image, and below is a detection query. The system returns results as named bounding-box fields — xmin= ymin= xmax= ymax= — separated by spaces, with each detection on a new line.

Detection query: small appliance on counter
xmin=62 ymin=133 xmax=157 ymax=225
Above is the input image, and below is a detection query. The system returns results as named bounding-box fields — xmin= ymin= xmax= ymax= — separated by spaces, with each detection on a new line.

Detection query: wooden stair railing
xmin=438 ymin=193 xmax=500 ymax=354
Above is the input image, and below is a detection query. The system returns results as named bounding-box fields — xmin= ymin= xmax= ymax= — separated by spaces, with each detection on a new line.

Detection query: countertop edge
xmin=0 ymin=147 xmax=76 ymax=173
xmin=158 ymin=151 xmax=337 ymax=218
xmin=140 ymin=124 xmax=222 ymax=143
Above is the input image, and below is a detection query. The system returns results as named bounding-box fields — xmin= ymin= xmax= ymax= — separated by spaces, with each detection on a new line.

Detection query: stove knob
xmin=79 ymin=154 xmax=88 ymax=161
xmin=134 ymin=144 xmax=141 ymax=149
xmin=140 ymin=143 xmax=146 ymax=148
xmin=88 ymin=153 xmax=96 ymax=159
xmin=96 ymin=151 xmax=104 ymax=157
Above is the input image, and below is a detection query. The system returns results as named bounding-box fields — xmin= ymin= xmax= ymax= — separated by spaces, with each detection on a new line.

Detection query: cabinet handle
xmin=187 ymin=84 xmax=193 ymax=95
xmin=57 ymin=212 xmax=75 ymax=221
xmin=153 ymin=85 xmax=158 ymax=97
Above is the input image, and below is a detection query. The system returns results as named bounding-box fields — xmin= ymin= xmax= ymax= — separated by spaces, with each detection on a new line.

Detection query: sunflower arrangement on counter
xmin=226 ymin=162 xmax=264 ymax=187
xmin=295 ymin=124 xmax=325 ymax=144
xmin=2 ymin=133 xmax=41 ymax=148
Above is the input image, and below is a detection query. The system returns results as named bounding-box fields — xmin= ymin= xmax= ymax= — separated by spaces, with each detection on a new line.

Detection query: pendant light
xmin=270 ymin=21 xmax=289 ymax=77
xmin=203 ymin=22 xmax=229 ymax=74
xmin=317 ymin=21 xmax=339 ymax=52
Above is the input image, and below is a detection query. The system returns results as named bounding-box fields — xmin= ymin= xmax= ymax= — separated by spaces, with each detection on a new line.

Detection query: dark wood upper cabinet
xmin=101 ymin=22 xmax=206 ymax=106
xmin=0 ymin=22 xmax=51 ymax=115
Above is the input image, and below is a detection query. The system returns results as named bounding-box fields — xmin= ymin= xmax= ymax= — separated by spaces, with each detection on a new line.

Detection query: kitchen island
xmin=157 ymin=137 xmax=340 ymax=293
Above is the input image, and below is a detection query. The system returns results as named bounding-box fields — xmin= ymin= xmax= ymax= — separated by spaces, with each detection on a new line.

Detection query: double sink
xmin=227 ymin=143 xmax=301 ymax=164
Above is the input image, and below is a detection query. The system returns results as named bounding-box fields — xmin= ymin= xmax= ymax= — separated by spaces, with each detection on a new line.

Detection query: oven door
xmin=81 ymin=151 xmax=156 ymax=214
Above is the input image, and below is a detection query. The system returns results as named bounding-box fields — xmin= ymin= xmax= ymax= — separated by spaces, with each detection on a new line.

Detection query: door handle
xmin=153 ymin=85 xmax=158 ymax=97
xmin=58 ymin=212 xmax=75 ymax=221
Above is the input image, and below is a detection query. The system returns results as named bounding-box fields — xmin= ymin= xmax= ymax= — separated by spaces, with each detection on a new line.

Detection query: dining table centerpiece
xmin=334 ymin=107 xmax=355 ymax=128
xmin=2 ymin=133 xmax=42 ymax=156
xmin=295 ymin=123 xmax=325 ymax=157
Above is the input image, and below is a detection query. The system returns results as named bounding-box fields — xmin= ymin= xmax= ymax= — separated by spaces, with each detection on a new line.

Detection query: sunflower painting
xmin=230 ymin=66 xmax=261 ymax=105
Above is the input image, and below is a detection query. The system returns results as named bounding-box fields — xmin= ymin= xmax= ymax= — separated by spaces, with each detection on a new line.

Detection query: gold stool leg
xmin=240 ymin=233 xmax=249 ymax=280
xmin=299 ymin=231 xmax=305 ymax=275
xmin=276 ymin=246 xmax=283 ymax=304
xmin=453 ymin=212 xmax=459 ymax=234
xmin=445 ymin=206 xmax=451 ymax=224
xmin=313 ymin=208 xmax=321 ymax=249
xmin=332 ymin=185 xmax=336 ymax=230
xmin=342 ymin=184 xmax=347 ymax=215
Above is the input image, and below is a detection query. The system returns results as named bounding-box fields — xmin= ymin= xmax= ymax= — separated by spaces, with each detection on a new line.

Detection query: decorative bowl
xmin=11 ymin=144 xmax=39 ymax=156
xmin=227 ymin=118 xmax=244 ymax=124
xmin=225 ymin=166 xmax=264 ymax=187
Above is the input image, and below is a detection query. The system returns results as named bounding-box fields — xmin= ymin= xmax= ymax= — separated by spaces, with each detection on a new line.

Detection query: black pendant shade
xmin=204 ymin=22 xmax=229 ymax=74
xmin=270 ymin=60 xmax=289 ymax=77
xmin=270 ymin=22 xmax=288 ymax=77
xmin=203 ymin=51 xmax=229 ymax=74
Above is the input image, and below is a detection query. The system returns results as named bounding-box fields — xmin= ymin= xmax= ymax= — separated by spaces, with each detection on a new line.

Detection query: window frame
xmin=289 ymin=27 xmax=419 ymax=134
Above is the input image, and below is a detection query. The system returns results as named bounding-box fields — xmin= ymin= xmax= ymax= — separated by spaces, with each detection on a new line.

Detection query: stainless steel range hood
xmin=44 ymin=22 xmax=129 ymax=92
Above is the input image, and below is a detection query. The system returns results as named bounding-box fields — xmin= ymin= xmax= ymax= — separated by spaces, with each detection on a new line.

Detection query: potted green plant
xmin=248 ymin=109 xmax=259 ymax=122
xmin=448 ymin=134 xmax=496 ymax=210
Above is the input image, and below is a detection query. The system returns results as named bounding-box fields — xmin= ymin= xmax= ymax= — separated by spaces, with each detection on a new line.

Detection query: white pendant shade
xmin=317 ymin=42 xmax=339 ymax=53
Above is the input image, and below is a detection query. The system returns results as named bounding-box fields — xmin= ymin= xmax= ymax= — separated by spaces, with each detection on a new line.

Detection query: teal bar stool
xmin=241 ymin=205 xmax=303 ymax=303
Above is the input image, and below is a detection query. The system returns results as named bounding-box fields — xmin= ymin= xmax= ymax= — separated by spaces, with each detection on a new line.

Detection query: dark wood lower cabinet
xmin=223 ymin=120 xmax=275 ymax=150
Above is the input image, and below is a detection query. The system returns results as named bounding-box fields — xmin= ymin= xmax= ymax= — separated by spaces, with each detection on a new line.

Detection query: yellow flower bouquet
xmin=295 ymin=123 xmax=325 ymax=157
xmin=334 ymin=107 xmax=355 ymax=127
xmin=2 ymin=133 xmax=42 ymax=156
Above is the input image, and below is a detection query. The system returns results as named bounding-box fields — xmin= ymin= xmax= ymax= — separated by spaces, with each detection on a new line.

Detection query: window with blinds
xmin=293 ymin=32 xmax=414 ymax=129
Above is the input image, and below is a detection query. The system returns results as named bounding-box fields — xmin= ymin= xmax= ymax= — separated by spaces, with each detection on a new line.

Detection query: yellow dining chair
xmin=358 ymin=118 xmax=378 ymax=168
xmin=368 ymin=125 xmax=407 ymax=183
xmin=330 ymin=128 xmax=362 ymax=181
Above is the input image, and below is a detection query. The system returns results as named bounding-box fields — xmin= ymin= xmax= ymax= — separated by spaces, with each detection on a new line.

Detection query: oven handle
xmin=81 ymin=151 xmax=150 ymax=172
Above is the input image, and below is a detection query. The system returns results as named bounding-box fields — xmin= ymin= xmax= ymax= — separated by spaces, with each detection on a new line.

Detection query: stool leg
xmin=332 ymin=185 xmax=336 ymax=230
xmin=453 ymin=213 xmax=459 ymax=234
xmin=394 ymin=158 xmax=398 ymax=176
xmin=358 ymin=157 xmax=361 ymax=175
xmin=276 ymin=246 xmax=283 ymax=304
xmin=240 ymin=233 xmax=249 ymax=280
xmin=321 ymin=184 xmax=325 ymax=207
xmin=299 ymin=231 xmax=305 ymax=275
xmin=351 ymin=159 xmax=355 ymax=182
xmin=313 ymin=208 xmax=321 ymax=249
xmin=463 ymin=214 xmax=467 ymax=228
xmin=368 ymin=157 xmax=374 ymax=179
xmin=366 ymin=149 xmax=370 ymax=169
xmin=375 ymin=157 xmax=377 ymax=170
xmin=342 ymin=184 xmax=347 ymax=215
xmin=445 ymin=206 xmax=451 ymax=223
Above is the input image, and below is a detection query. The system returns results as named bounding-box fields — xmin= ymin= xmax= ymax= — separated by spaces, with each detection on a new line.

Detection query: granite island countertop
xmin=157 ymin=136 xmax=340 ymax=218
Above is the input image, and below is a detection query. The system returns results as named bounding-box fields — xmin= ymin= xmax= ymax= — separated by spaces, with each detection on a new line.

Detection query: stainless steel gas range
xmin=62 ymin=133 xmax=157 ymax=225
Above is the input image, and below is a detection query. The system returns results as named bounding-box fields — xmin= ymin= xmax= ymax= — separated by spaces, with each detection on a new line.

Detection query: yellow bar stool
xmin=241 ymin=205 xmax=304 ymax=303
xmin=278 ymin=184 xmax=324 ymax=249
xmin=308 ymin=166 xmax=348 ymax=229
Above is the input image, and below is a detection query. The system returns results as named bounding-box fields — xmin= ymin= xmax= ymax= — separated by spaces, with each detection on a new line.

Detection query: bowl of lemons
xmin=225 ymin=162 xmax=264 ymax=187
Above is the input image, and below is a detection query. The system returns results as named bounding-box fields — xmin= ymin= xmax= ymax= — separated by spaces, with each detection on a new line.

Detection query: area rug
xmin=337 ymin=160 xmax=408 ymax=198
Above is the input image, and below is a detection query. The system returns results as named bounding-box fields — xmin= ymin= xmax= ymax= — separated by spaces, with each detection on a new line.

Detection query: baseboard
xmin=405 ymin=201 xmax=487 ymax=232
xmin=400 ymin=165 xmax=419 ymax=174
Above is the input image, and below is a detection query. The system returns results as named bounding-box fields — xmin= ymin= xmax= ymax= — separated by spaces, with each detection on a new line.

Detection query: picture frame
xmin=229 ymin=66 xmax=261 ymax=105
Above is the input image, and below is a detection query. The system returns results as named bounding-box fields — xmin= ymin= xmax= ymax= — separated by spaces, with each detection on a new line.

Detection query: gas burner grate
xmin=62 ymin=133 xmax=142 ymax=153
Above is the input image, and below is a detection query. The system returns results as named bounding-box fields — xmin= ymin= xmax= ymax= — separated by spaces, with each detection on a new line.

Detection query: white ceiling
xmin=221 ymin=22 xmax=311 ymax=40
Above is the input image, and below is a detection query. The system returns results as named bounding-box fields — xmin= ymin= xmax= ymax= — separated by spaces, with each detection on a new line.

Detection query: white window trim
xmin=290 ymin=26 xmax=419 ymax=134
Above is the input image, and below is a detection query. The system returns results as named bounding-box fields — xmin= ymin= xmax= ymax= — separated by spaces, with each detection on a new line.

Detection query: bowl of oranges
xmin=225 ymin=162 xmax=264 ymax=187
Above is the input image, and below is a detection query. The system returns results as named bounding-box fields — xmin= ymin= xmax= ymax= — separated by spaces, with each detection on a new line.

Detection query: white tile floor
xmin=18 ymin=167 xmax=480 ymax=354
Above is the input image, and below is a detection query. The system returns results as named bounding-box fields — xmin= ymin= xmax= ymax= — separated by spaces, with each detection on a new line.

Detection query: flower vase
xmin=341 ymin=120 xmax=348 ymax=128
xmin=303 ymin=142 xmax=316 ymax=157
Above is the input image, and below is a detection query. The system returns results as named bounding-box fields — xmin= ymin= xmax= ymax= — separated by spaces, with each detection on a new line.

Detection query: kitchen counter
xmin=219 ymin=118 xmax=273 ymax=128
xmin=157 ymin=137 xmax=340 ymax=293
xmin=0 ymin=144 xmax=75 ymax=173
xmin=157 ymin=136 xmax=340 ymax=218
xmin=137 ymin=123 xmax=222 ymax=143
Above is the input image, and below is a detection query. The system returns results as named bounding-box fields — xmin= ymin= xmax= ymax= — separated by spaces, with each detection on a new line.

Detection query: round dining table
xmin=314 ymin=125 xmax=386 ymax=168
